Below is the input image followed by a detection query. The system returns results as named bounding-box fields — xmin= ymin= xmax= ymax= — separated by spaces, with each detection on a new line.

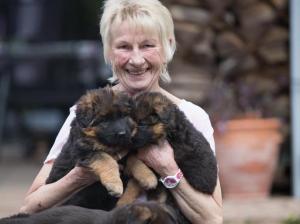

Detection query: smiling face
xmin=109 ymin=21 xmax=166 ymax=95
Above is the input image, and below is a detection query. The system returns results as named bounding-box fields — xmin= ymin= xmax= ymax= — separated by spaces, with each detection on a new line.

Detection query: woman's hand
xmin=20 ymin=163 xmax=99 ymax=214
xmin=68 ymin=166 xmax=99 ymax=188
xmin=137 ymin=140 xmax=179 ymax=177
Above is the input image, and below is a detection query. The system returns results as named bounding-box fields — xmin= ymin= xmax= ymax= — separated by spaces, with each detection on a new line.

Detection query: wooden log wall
xmin=163 ymin=0 xmax=289 ymax=123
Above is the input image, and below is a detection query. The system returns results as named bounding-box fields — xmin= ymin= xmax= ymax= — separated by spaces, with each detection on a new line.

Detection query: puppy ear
xmin=76 ymin=90 xmax=98 ymax=127
xmin=83 ymin=127 xmax=97 ymax=137
xmin=151 ymin=93 xmax=175 ymax=122
xmin=76 ymin=87 xmax=113 ymax=127
xmin=131 ymin=204 xmax=153 ymax=221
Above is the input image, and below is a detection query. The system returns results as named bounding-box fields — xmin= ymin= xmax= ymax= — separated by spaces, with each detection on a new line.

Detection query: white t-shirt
xmin=44 ymin=100 xmax=215 ymax=163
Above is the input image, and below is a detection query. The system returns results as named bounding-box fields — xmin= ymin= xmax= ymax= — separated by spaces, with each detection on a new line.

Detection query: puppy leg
xmin=126 ymin=155 xmax=157 ymax=190
xmin=89 ymin=153 xmax=123 ymax=197
xmin=116 ymin=179 xmax=142 ymax=207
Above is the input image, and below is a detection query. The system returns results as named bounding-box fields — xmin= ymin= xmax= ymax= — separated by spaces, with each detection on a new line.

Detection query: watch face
xmin=164 ymin=177 xmax=177 ymax=188
xmin=160 ymin=169 xmax=183 ymax=189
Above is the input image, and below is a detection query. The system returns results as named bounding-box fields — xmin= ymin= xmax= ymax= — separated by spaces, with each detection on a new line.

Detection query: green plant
xmin=206 ymin=66 xmax=289 ymax=122
xmin=282 ymin=216 xmax=300 ymax=224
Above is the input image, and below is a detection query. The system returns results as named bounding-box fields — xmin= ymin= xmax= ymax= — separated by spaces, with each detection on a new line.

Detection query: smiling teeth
xmin=129 ymin=70 xmax=146 ymax=75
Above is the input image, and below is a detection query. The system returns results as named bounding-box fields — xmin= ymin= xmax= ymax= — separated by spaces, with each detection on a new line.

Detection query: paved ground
xmin=0 ymin=159 xmax=40 ymax=217
xmin=224 ymin=198 xmax=300 ymax=224
xmin=0 ymin=159 xmax=299 ymax=224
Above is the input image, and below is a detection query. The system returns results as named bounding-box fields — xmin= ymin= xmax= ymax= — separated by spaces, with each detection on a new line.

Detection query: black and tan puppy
xmin=134 ymin=92 xmax=217 ymax=193
xmin=0 ymin=201 xmax=177 ymax=224
xmin=118 ymin=92 xmax=218 ymax=223
xmin=46 ymin=87 xmax=158 ymax=210
xmin=46 ymin=87 xmax=145 ymax=209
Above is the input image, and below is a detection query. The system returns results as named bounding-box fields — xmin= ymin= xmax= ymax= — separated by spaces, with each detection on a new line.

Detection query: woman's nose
xmin=129 ymin=49 xmax=145 ymax=66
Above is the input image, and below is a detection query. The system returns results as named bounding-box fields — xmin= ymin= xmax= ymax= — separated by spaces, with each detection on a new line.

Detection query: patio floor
xmin=0 ymin=160 xmax=299 ymax=224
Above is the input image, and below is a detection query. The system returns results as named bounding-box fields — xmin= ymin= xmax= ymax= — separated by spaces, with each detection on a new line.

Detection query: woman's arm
xmin=137 ymin=141 xmax=223 ymax=224
xmin=19 ymin=106 xmax=98 ymax=213
xmin=20 ymin=162 xmax=98 ymax=214
xmin=169 ymin=175 xmax=223 ymax=224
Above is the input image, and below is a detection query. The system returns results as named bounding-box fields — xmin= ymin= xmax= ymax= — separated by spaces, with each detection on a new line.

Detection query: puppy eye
xmin=139 ymin=121 xmax=149 ymax=126
xmin=88 ymin=118 xmax=96 ymax=126
xmin=138 ymin=116 xmax=158 ymax=127
xmin=99 ymin=121 xmax=109 ymax=128
xmin=150 ymin=116 xmax=158 ymax=123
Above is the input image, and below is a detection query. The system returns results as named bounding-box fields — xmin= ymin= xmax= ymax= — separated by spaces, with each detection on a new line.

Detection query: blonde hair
xmin=100 ymin=0 xmax=176 ymax=83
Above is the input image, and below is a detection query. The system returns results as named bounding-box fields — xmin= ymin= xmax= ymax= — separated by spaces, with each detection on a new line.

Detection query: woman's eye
xmin=142 ymin=44 xmax=155 ymax=48
xmin=117 ymin=44 xmax=130 ymax=49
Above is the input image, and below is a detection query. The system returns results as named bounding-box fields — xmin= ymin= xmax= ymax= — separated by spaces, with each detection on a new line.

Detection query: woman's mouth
xmin=126 ymin=68 xmax=149 ymax=76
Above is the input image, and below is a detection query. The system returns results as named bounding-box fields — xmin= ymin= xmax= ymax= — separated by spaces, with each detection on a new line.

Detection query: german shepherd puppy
xmin=46 ymin=87 xmax=136 ymax=210
xmin=118 ymin=92 xmax=218 ymax=223
xmin=46 ymin=87 xmax=158 ymax=210
xmin=0 ymin=201 xmax=177 ymax=224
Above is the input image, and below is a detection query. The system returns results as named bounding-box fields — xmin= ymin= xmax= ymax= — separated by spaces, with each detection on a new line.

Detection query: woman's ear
xmin=105 ymin=48 xmax=113 ymax=65
xmin=107 ymin=54 xmax=113 ymax=65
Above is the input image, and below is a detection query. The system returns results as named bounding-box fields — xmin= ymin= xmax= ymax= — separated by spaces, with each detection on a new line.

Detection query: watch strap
xmin=159 ymin=169 xmax=183 ymax=189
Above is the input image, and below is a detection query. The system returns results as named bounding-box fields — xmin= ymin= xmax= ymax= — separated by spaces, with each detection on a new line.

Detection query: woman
xmin=20 ymin=0 xmax=223 ymax=223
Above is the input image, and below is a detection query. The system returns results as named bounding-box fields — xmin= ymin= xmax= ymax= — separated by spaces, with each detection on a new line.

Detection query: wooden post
xmin=291 ymin=0 xmax=300 ymax=199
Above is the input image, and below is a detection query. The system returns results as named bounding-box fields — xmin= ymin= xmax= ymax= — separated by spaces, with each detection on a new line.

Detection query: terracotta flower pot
xmin=215 ymin=118 xmax=282 ymax=199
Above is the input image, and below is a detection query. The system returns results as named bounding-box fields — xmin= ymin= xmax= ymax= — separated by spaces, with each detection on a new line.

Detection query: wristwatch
xmin=159 ymin=169 xmax=183 ymax=189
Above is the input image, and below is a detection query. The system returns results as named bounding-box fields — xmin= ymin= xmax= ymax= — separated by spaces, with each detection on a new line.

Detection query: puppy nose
xmin=118 ymin=130 xmax=126 ymax=136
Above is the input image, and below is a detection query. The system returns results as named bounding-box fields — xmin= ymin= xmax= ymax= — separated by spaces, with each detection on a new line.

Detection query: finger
xmin=137 ymin=149 xmax=145 ymax=159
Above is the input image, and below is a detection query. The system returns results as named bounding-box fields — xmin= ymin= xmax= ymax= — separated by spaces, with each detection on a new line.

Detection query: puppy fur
xmin=0 ymin=201 xmax=177 ymax=224
xmin=45 ymin=87 xmax=151 ymax=210
xmin=29 ymin=89 xmax=216 ymax=223
xmin=46 ymin=87 xmax=158 ymax=210
xmin=118 ymin=92 xmax=218 ymax=223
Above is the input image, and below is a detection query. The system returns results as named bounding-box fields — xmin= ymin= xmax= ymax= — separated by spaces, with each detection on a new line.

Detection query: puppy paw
xmin=136 ymin=172 xmax=158 ymax=190
xmin=126 ymin=156 xmax=158 ymax=190
xmin=89 ymin=152 xmax=124 ymax=197
xmin=116 ymin=179 xmax=142 ymax=207
xmin=105 ymin=181 xmax=123 ymax=197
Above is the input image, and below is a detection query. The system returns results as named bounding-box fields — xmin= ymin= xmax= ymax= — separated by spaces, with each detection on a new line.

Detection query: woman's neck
xmin=112 ymin=83 xmax=163 ymax=96
xmin=112 ymin=84 xmax=182 ymax=105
